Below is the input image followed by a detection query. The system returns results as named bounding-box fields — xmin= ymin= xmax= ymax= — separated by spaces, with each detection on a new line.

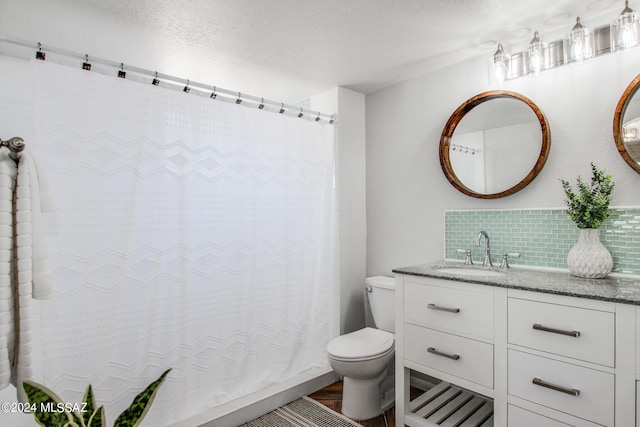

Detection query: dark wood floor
xmin=308 ymin=380 xmax=394 ymax=427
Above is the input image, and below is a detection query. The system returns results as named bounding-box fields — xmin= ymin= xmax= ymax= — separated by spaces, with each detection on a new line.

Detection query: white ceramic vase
xmin=567 ymin=228 xmax=613 ymax=279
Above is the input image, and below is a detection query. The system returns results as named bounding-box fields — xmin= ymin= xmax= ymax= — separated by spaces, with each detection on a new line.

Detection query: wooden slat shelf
xmin=406 ymin=381 xmax=493 ymax=427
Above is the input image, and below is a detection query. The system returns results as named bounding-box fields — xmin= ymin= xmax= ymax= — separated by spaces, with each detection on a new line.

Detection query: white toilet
xmin=327 ymin=276 xmax=395 ymax=420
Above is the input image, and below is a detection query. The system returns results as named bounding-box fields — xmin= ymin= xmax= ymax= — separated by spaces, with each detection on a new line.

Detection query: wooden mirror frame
xmin=613 ymin=73 xmax=640 ymax=174
xmin=439 ymin=90 xmax=551 ymax=199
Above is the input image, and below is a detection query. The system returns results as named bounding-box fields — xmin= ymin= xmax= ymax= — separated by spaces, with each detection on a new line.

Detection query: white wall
xmin=307 ymin=88 xmax=367 ymax=334
xmin=366 ymin=51 xmax=640 ymax=276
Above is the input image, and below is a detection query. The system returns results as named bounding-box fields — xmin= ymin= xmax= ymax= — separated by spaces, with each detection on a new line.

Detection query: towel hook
xmin=210 ymin=86 xmax=217 ymax=99
xmin=0 ymin=137 xmax=26 ymax=154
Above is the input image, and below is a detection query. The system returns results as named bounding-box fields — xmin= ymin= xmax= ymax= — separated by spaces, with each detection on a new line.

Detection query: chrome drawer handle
xmin=532 ymin=377 xmax=580 ymax=396
xmin=427 ymin=303 xmax=460 ymax=313
xmin=532 ymin=323 xmax=580 ymax=338
xmin=427 ymin=347 xmax=460 ymax=360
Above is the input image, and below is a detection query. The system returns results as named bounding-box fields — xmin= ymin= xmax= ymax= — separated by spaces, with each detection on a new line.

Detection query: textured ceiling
xmin=0 ymin=0 xmax=627 ymax=102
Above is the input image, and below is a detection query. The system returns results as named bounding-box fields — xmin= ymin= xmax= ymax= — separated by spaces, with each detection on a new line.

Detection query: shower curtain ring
xmin=36 ymin=42 xmax=45 ymax=60
xmin=298 ymin=108 xmax=304 ymax=118
xmin=82 ymin=54 xmax=91 ymax=71
xmin=315 ymin=112 xmax=321 ymax=122
xmin=118 ymin=62 xmax=126 ymax=79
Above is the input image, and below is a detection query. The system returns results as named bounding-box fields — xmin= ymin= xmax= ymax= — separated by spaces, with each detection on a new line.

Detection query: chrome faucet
xmin=475 ymin=231 xmax=492 ymax=266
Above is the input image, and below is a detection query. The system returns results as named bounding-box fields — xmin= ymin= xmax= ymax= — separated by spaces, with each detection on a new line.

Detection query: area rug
xmin=240 ymin=396 xmax=363 ymax=427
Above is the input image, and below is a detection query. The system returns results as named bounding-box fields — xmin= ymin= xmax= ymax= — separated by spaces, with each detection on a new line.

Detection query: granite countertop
xmin=392 ymin=261 xmax=640 ymax=305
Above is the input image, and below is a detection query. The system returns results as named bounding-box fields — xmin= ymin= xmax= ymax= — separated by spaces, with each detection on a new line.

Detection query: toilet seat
xmin=327 ymin=327 xmax=394 ymax=361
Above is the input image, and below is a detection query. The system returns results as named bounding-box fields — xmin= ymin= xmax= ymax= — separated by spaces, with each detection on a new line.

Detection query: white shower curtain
xmin=31 ymin=60 xmax=337 ymax=425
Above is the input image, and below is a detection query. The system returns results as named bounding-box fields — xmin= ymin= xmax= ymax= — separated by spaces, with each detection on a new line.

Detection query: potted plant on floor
xmin=22 ymin=368 xmax=171 ymax=427
xmin=560 ymin=163 xmax=615 ymax=278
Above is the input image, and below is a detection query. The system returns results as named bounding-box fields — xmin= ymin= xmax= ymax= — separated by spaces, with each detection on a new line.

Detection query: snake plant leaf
xmin=113 ymin=369 xmax=171 ymax=427
xmin=87 ymin=405 xmax=105 ymax=427
xmin=23 ymin=380 xmax=84 ymax=427
xmin=82 ymin=384 xmax=97 ymax=427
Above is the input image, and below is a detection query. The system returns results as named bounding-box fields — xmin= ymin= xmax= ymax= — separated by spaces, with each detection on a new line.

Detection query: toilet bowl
xmin=326 ymin=276 xmax=395 ymax=420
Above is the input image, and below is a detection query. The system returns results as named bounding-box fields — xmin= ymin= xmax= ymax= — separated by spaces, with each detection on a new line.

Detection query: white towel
xmin=0 ymin=148 xmax=54 ymax=402
xmin=22 ymin=153 xmax=53 ymax=300
xmin=0 ymin=150 xmax=17 ymax=391
xmin=11 ymin=151 xmax=35 ymax=403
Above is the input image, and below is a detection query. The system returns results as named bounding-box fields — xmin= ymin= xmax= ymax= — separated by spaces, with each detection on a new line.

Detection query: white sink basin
xmin=435 ymin=267 xmax=504 ymax=277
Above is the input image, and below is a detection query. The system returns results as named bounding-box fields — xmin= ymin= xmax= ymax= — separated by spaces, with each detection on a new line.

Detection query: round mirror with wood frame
xmin=440 ymin=90 xmax=551 ymax=199
xmin=613 ymin=73 xmax=640 ymax=174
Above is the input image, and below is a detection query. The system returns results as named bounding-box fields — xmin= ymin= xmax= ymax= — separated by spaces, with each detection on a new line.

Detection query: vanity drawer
xmin=404 ymin=323 xmax=493 ymax=388
xmin=508 ymin=297 xmax=614 ymax=367
xmin=404 ymin=280 xmax=493 ymax=338
xmin=508 ymin=405 xmax=571 ymax=426
xmin=508 ymin=349 xmax=614 ymax=426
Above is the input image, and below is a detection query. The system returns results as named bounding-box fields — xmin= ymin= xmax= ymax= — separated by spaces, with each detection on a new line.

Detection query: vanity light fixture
xmin=566 ymin=17 xmax=595 ymax=62
xmin=612 ymin=0 xmax=639 ymax=51
xmin=490 ymin=2 xmax=640 ymax=83
xmin=528 ymin=31 xmax=546 ymax=73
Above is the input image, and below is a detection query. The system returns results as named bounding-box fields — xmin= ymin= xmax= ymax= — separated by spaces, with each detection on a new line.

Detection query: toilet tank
xmin=366 ymin=276 xmax=395 ymax=333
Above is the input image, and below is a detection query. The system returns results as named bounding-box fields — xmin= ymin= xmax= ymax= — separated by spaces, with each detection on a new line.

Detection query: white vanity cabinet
xmin=395 ymin=272 xmax=638 ymax=427
xmin=396 ymin=275 xmax=500 ymax=427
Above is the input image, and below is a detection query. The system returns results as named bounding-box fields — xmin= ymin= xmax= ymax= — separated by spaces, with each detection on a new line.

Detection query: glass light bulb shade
xmin=528 ymin=31 xmax=545 ymax=73
xmin=494 ymin=62 xmax=509 ymax=82
xmin=612 ymin=1 xmax=640 ymax=50
xmin=618 ymin=19 xmax=639 ymax=48
xmin=567 ymin=17 xmax=595 ymax=62
xmin=493 ymin=43 xmax=510 ymax=82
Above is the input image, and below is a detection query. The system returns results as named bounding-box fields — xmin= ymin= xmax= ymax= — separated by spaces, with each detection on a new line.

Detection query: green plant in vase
xmin=560 ymin=163 xmax=614 ymax=278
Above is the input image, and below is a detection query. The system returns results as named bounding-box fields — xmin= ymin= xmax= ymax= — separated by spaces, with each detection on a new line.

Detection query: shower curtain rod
xmin=0 ymin=35 xmax=336 ymax=125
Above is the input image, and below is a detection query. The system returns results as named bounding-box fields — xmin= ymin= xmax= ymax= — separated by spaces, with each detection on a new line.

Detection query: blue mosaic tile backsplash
xmin=444 ymin=208 xmax=640 ymax=275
